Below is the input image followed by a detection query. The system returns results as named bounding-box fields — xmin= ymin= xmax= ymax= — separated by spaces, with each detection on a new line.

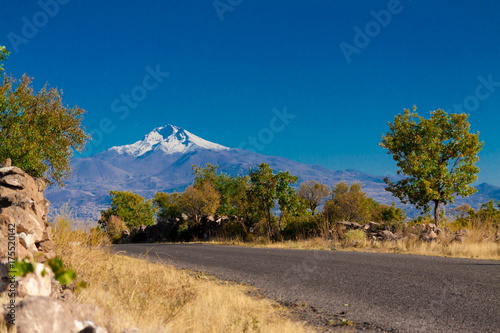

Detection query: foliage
xmin=106 ymin=215 xmax=129 ymax=243
xmin=0 ymin=52 xmax=89 ymax=185
xmin=192 ymin=164 xmax=250 ymax=218
xmin=282 ymin=216 xmax=321 ymax=240
xmin=449 ymin=200 xmax=500 ymax=229
xmin=178 ymin=182 xmax=220 ymax=224
xmin=153 ymin=192 xmax=183 ymax=222
xmin=323 ymin=182 xmax=372 ymax=225
xmin=342 ymin=229 xmax=367 ymax=247
xmin=380 ymin=107 xmax=483 ymax=225
xmin=100 ymin=191 xmax=156 ymax=230
xmin=297 ymin=180 xmax=330 ymax=215
xmin=0 ymin=45 xmax=9 ymax=74
xmin=247 ymin=163 xmax=299 ymax=238
xmin=12 ymin=257 xmax=85 ymax=287
xmin=371 ymin=202 xmax=406 ymax=223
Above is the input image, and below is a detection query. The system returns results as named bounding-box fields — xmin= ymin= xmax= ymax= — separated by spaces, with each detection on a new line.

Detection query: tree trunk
xmin=433 ymin=200 xmax=440 ymax=227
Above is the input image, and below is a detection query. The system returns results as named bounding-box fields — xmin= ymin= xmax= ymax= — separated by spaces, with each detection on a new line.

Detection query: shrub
xmin=343 ymin=229 xmax=367 ymax=247
xmin=282 ymin=216 xmax=320 ymax=240
xmin=106 ymin=215 xmax=129 ymax=243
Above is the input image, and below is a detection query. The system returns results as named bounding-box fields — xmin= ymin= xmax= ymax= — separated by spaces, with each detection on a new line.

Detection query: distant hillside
xmin=46 ymin=125 xmax=500 ymax=220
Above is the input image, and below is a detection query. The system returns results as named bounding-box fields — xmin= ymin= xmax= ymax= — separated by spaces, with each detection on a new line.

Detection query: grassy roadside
xmin=208 ymin=228 xmax=500 ymax=260
xmin=52 ymin=219 xmax=316 ymax=333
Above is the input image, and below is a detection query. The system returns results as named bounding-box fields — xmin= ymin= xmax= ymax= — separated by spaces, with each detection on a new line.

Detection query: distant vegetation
xmin=97 ymin=107 xmax=496 ymax=252
xmin=99 ymin=163 xmax=408 ymax=242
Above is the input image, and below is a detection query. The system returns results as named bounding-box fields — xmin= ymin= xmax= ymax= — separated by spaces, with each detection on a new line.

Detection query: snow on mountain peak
xmin=109 ymin=124 xmax=230 ymax=157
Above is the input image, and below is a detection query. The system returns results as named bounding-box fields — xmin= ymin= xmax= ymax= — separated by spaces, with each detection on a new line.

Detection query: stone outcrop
xmin=0 ymin=162 xmax=55 ymax=262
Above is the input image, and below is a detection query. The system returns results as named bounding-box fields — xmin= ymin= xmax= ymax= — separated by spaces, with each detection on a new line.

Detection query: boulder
xmin=16 ymin=296 xmax=74 ymax=333
xmin=0 ymin=158 xmax=12 ymax=167
xmin=338 ymin=221 xmax=363 ymax=229
xmin=368 ymin=221 xmax=381 ymax=231
xmin=421 ymin=230 xmax=438 ymax=242
xmin=0 ymin=164 xmax=55 ymax=262
xmin=379 ymin=230 xmax=396 ymax=241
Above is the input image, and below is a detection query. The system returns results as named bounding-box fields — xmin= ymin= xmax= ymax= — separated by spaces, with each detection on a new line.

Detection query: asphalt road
xmin=112 ymin=243 xmax=500 ymax=333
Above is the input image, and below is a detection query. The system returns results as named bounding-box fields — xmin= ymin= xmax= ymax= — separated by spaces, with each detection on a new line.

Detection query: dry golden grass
xmin=211 ymin=227 xmax=500 ymax=260
xmin=52 ymin=215 xmax=314 ymax=333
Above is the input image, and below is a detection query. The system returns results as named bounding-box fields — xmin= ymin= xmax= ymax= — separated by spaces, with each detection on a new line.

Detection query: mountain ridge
xmin=46 ymin=125 xmax=500 ymax=220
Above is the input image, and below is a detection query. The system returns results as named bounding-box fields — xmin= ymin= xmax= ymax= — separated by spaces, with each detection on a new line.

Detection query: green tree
xmin=380 ymin=107 xmax=483 ymax=226
xmin=275 ymin=171 xmax=301 ymax=230
xmin=323 ymin=182 xmax=372 ymax=224
xmin=297 ymin=180 xmax=330 ymax=215
xmin=178 ymin=182 xmax=220 ymax=225
xmin=99 ymin=191 xmax=156 ymax=229
xmin=0 ymin=48 xmax=89 ymax=185
xmin=371 ymin=202 xmax=406 ymax=224
xmin=153 ymin=192 xmax=182 ymax=222
xmin=0 ymin=46 xmax=9 ymax=74
xmin=475 ymin=200 xmax=500 ymax=228
xmin=247 ymin=163 xmax=299 ymax=238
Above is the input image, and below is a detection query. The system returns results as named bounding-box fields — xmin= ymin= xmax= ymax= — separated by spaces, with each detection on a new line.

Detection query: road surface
xmin=112 ymin=243 xmax=500 ymax=332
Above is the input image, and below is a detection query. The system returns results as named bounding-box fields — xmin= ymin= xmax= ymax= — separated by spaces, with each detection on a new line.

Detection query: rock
xmin=16 ymin=296 xmax=74 ymax=333
xmin=17 ymin=263 xmax=53 ymax=297
xmin=338 ymin=221 xmax=363 ymax=229
xmin=0 ymin=158 xmax=12 ymax=167
xmin=379 ymin=230 xmax=396 ymax=241
xmin=0 ymin=173 xmax=28 ymax=189
xmin=0 ymin=164 xmax=54 ymax=262
xmin=19 ymin=232 xmax=36 ymax=250
xmin=74 ymin=320 xmax=108 ymax=333
xmin=421 ymin=230 xmax=438 ymax=242
xmin=368 ymin=221 xmax=381 ymax=231
xmin=0 ymin=263 xmax=9 ymax=293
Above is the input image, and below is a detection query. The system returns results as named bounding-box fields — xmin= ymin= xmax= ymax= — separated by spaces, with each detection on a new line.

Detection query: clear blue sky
xmin=2 ymin=0 xmax=499 ymax=185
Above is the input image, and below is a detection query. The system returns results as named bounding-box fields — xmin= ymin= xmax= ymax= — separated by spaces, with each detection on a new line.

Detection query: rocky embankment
xmin=0 ymin=160 xmax=111 ymax=333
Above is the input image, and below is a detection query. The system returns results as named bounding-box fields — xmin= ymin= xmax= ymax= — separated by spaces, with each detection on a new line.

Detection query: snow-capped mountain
xmin=109 ymin=125 xmax=229 ymax=157
xmin=45 ymin=124 xmax=500 ymax=220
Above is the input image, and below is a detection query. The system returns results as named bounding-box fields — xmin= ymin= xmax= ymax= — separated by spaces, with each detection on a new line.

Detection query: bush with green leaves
xmin=12 ymin=257 xmax=86 ymax=288
xmin=343 ymin=229 xmax=367 ymax=247
xmin=380 ymin=107 xmax=483 ymax=226
xmin=99 ymin=191 xmax=156 ymax=230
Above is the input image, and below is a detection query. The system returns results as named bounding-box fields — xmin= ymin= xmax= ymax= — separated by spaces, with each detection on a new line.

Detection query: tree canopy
xmin=323 ymin=182 xmax=373 ymax=224
xmin=297 ymin=180 xmax=330 ymax=215
xmin=100 ymin=191 xmax=156 ymax=229
xmin=0 ymin=46 xmax=89 ymax=185
xmin=380 ymin=107 xmax=483 ymax=225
